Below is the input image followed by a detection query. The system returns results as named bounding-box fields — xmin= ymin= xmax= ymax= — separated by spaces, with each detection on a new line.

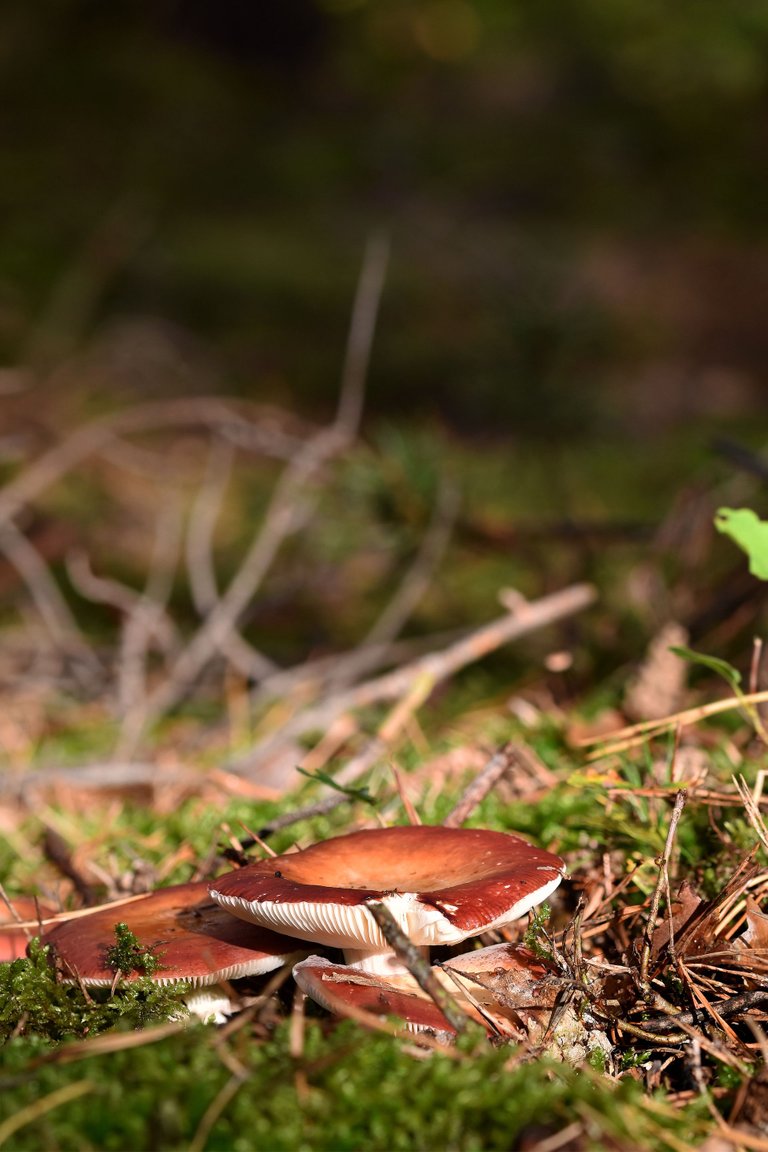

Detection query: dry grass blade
xmin=735 ymin=774 xmax=768 ymax=855
xmin=10 ymin=1021 xmax=189 ymax=1075
xmin=234 ymin=582 xmax=597 ymax=776
xmin=188 ymin=1072 xmax=248 ymax=1152
xmin=0 ymin=1080 xmax=95 ymax=1149
xmin=639 ymin=790 xmax=687 ymax=992
xmin=580 ymin=690 xmax=768 ymax=760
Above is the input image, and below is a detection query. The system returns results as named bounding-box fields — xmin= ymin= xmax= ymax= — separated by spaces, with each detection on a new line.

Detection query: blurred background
xmin=3 ymin=0 xmax=768 ymax=732
xmin=2 ymin=0 xmax=768 ymax=437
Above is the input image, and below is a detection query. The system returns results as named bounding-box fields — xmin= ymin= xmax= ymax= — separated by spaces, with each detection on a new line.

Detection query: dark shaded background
xmin=2 ymin=0 xmax=768 ymax=438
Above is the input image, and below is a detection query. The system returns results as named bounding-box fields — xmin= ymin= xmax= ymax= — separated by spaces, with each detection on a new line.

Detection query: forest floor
xmin=2 ymin=375 xmax=768 ymax=1151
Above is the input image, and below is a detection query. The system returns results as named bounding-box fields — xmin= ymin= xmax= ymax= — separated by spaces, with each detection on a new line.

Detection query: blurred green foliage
xmin=0 ymin=1019 xmax=710 ymax=1151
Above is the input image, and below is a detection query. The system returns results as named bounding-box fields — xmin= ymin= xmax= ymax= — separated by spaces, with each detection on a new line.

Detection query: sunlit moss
xmin=0 ymin=940 xmax=188 ymax=1043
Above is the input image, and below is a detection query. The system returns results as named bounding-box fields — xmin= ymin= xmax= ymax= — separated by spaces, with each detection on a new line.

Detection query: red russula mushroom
xmin=440 ymin=942 xmax=561 ymax=1038
xmin=41 ymin=881 xmax=306 ymax=987
xmin=210 ymin=826 xmax=565 ymax=975
xmin=293 ymin=955 xmax=458 ymax=1037
xmin=0 ymin=897 xmax=57 ymax=963
xmin=441 ymin=941 xmax=557 ymax=984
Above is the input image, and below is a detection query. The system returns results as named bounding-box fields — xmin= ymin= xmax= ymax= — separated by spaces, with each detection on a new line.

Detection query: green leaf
xmin=295 ymin=766 xmax=377 ymax=805
xmin=715 ymin=507 xmax=768 ymax=580
xmin=669 ymin=645 xmax=742 ymax=690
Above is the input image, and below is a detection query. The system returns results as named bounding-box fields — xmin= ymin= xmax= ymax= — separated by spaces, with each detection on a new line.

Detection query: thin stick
xmin=185 ymin=436 xmax=276 ymax=680
xmin=0 ymin=521 xmax=99 ymax=675
xmin=639 ymin=790 xmax=687 ymax=994
xmin=115 ymin=491 xmax=186 ymax=754
xmin=256 ymin=793 xmax=351 ymax=839
xmin=232 ymin=582 xmax=597 ymax=776
xmin=443 ymin=743 xmax=517 ymax=828
xmin=334 ymin=234 xmax=389 ymax=437
xmin=332 ymin=671 xmax=435 ymax=787
xmin=321 ymin=477 xmax=459 ymax=692
xmin=364 ymin=901 xmax=472 ymax=1034
xmin=391 ymin=763 xmax=421 ymax=826
xmin=0 ymin=397 xmax=311 ymax=526
xmin=581 ymin=689 xmax=768 ymax=759
xmin=131 ymin=240 xmax=388 ymax=739
xmin=252 ymin=628 xmax=467 ymax=706
xmin=66 ymin=551 xmax=178 ymax=653
xmin=734 ymin=773 xmax=768 ymax=855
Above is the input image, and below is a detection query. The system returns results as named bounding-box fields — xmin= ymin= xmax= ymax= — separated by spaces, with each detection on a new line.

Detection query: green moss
xmin=0 ymin=940 xmax=188 ymax=1043
xmin=105 ymin=923 xmax=163 ymax=980
xmin=0 ymin=1021 xmax=710 ymax=1152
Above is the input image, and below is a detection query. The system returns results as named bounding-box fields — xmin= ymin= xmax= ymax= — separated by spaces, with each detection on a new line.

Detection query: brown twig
xmin=364 ymin=901 xmax=472 ymax=1034
xmin=443 ymin=742 xmax=519 ymax=828
xmin=185 ymin=435 xmax=277 ymax=681
xmin=233 ymin=582 xmax=597 ymax=778
xmin=639 ymin=789 xmax=687 ymax=994
xmin=122 ymin=239 xmax=388 ymax=744
xmin=320 ymin=476 xmax=459 ymax=694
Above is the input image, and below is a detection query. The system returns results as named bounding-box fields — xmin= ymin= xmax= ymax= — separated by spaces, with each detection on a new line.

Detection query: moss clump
xmin=0 ymin=940 xmax=188 ymax=1043
xmin=105 ymin=923 xmax=163 ymax=979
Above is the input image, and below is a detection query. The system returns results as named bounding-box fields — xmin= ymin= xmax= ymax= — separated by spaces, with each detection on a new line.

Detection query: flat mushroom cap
xmin=41 ymin=881 xmax=306 ymax=987
xmin=442 ymin=942 xmax=557 ymax=980
xmin=1 ymin=898 xmax=57 ymax=963
xmin=293 ymin=955 xmax=457 ymax=1036
xmin=210 ymin=826 xmax=564 ymax=952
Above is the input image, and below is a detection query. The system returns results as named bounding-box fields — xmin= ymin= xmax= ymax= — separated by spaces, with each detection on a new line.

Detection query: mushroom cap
xmin=210 ymin=826 xmax=564 ymax=952
xmin=441 ymin=941 xmax=556 ymax=980
xmin=0 ymin=898 xmax=58 ymax=963
xmin=41 ymin=881 xmax=306 ymax=987
xmin=440 ymin=942 xmax=560 ymax=1026
xmin=293 ymin=955 xmax=457 ymax=1035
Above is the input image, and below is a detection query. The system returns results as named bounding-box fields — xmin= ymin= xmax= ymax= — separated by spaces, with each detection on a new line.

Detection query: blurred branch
xmin=66 ymin=550 xmax=178 ymax=652
xmin=119 ymin=237 xmax=390 ymax=746
xmin=185 ymin=436 xmax=277 ymax=681
xmin=0 ymin=520 xmax=101 ymax=680
xmin=330 ymin=476 xmax=459 ymax=691
xmin=0 ymin=397 xmax=318 ymax=527
xmin=115 ymin=491 xmax=186 ymax=754
xmin=335 ymin=233 xmax=389 ymax=438
xmin=232 ymin=581 xmax=597 ymax=779
xmin=258 ymin=474 xmax=460 ymax=704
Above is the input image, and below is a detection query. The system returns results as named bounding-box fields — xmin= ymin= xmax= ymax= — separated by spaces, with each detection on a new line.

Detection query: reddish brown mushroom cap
xmin=41 ymin=881 xmax=306 ymax=986
xmin=442 ymin=942 xmax=557 ymax=981
xmin=210 ymin=827 xmax=564 ymax=968
xmin=0 ymin=898 xmax=57 ymax=963
xmin=294 ymin=956 xmax=458 ymax=1036
xmin=440 ymin=942 xmax=561 ymax=1035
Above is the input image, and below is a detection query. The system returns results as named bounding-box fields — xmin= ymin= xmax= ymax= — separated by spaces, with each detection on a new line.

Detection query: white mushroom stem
xmin=341 ymin=944 xmax=429 ymax=978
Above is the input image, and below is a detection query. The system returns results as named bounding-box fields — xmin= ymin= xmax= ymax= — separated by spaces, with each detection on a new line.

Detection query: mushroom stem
xmin=342 ymin=945 xmax=429 ymax=977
